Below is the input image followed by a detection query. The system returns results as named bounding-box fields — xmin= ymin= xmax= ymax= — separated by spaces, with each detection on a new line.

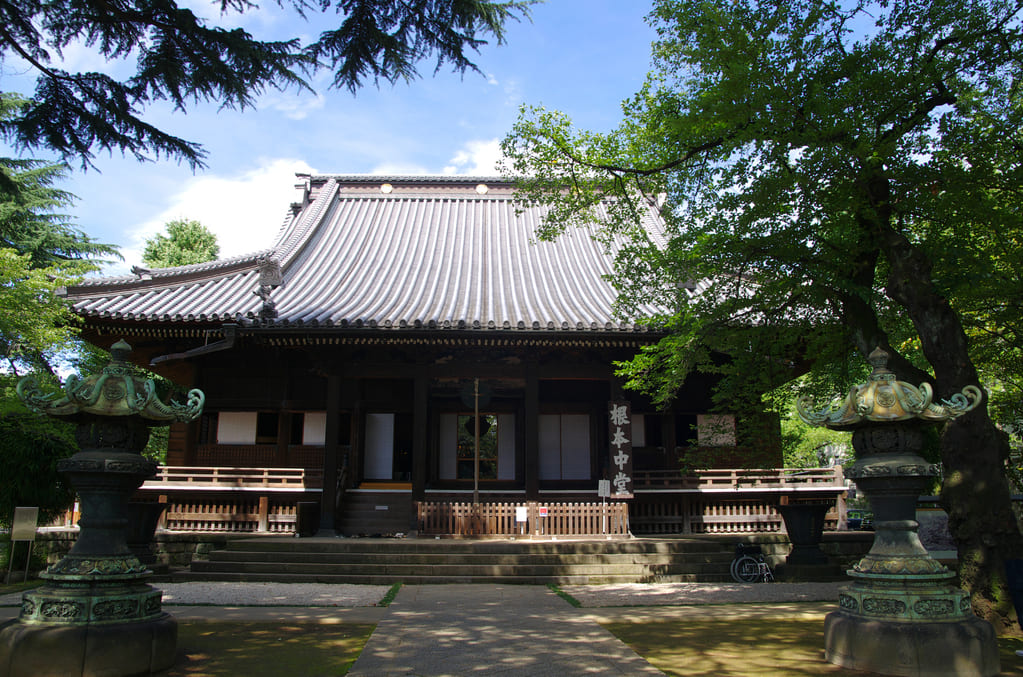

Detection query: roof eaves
xmin=63 ymin=252 xmax=270 ymax=297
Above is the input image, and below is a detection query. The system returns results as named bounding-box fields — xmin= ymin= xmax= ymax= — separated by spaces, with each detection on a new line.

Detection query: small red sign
xmin=538 ymin=507 xmax=548 ymax=517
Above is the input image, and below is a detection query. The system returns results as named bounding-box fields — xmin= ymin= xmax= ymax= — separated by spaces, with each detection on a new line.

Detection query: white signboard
xmin=598 ymin=479 xmax=611 ymax=498
xmin=11 ymin=507 xmax=38 ymax=542
xmin=515 ymin=506 xmax=528 ymax=523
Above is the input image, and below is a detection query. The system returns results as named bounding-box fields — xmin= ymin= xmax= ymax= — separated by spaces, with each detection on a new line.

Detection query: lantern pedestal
xmin=0 ymin=340 xmax=203 ymax=677
xmin=798 ymin=350 xmax=999 ymax=676
xmin=0 ymin=449 xmax=177 ymax=677
xmin=822 ymin=425 xmax=999 ymax=676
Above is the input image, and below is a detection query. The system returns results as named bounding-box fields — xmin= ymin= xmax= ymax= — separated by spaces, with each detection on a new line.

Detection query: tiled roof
xmin=65 ymin=176 xmax=670 ymax=332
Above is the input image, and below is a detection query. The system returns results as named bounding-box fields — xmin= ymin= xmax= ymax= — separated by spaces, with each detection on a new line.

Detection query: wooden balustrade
xmin=162 ymin=497 xmax=297 ymax=533
xmin=630 ymin=497 xmax=842 ymax=535
xmin=633 ymin=466 xmax=845 ymax=491
xmin=417 ymin=501 xmax=629 ymax=537
xmin=143 ymin=466 xmax=323 ymax=490
xmin=126 ymin=465 xmax=845 ymax=536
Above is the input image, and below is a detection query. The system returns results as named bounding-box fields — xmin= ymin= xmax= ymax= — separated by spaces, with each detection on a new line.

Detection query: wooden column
xmin=663 ymin=414 xmax=677 ymax=469
xmin=318 ymin=372 xmax=340 ymax=533
xmin=337 ymin=377 xmax=363 ymax=492
xmin=276 ymin=412 xmax=292 ymax=466
xmin=412 ymin=365 xmax=428 ymax=501
xmin=524 ymin=362 xmax=539 ymax=499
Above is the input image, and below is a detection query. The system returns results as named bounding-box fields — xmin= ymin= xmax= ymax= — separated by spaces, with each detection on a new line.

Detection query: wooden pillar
xmin=318 ymin=373 xmax=340 ymax=533
xmin=524 ymin=362 xmax=539 ymax=499
xmin=348 ymin=379 xmax=362 ymax=489
xmin=276 ymin=411 xmax=292 ymax=466
xmin=663 ymin=414 xmax=676 ymax=468
xmin=257 ymin=495 xmax=269 ymax=532
xmin=412 ymin=365 xmax=428 ymax=501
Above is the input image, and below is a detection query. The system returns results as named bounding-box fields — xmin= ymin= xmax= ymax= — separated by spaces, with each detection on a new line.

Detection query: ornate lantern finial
xmin=17 ymin=339 xmax=204 ymax=423
xmin=796 ymin=348 xmax=982 ymax=429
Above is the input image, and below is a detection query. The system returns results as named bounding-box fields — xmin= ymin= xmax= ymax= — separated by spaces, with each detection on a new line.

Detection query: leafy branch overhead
xmin=502 ymin=0 xmax=1023 ymax=627
xmin=0 ymin=0 xmax=532 ymax=169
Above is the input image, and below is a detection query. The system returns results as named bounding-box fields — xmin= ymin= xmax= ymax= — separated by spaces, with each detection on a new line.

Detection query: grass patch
xmin=163 ymin=621 xmax=375 ymax=676
xmin=378 ymin=582 xmax=401 ymax=607
xmin=604 ymin=618 xmax=1023 ymax=676
xmin=546 ymin=583 xmax=581 ymax=608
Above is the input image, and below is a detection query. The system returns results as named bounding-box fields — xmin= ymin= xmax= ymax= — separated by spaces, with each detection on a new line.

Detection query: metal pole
xmin=473 ymin=377 xmax=480 ymax=506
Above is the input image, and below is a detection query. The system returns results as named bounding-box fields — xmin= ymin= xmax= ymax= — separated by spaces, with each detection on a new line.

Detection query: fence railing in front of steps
xmin=417 ymin=501 xmax=630 ymax=538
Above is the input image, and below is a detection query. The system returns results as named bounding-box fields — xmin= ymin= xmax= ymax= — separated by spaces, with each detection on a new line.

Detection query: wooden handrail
xmin=633 ymin=466 xmax=844 ymax=490
xmin=144 ymin=465 xmax=324 ymax=490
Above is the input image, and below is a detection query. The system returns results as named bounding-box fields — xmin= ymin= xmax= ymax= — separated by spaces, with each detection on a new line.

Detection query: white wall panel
xmin=560 ymin=414 xmax=591 ymax=480
xmin=303 ymin=412 xmax=326 ymax=445
xmin=217 ymin=412 xmax=257 ymax=444
xmin=439 ymin=413 xmax=457 ymax=480
xmin=498 ymin=413 xmax=515 ymax=480
xmin=365 ymin=413 xmax=395 ymax=480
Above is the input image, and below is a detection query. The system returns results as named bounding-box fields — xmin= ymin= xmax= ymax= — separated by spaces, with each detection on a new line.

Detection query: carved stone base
xmin=19 ymin=580 xmax=166 ymax=625
xmin=0 ymin=613 xmax=177 ymax=677
xmin=825 ymin=606 xmax=999 ymax=676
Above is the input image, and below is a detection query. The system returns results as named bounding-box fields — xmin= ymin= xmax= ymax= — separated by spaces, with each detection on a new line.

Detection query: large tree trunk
xmin=881 ymin=221 xmax=1023 ymax=631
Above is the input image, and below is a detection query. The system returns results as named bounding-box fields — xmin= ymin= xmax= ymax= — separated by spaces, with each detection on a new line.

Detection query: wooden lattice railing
xmin=162 ymin=497 xmax=298 ymax=533
xmin=417 ymin=501 xmax=629 ymax=537
xmin=630 ymin=497 xmax=843 ymax=535
xmin=143 ymin=466 xmax=323 ymax=490
xmin=633 ymin=466 xmax=844 ymax=491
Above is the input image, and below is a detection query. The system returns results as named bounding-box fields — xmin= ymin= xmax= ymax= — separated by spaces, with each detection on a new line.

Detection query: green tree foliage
xmin=0 ymin=99 xmax=119 ymax=268
xmin=0 ymin=0 xmax=531 ymax=169
xmin=0 ymin=377 xmax=77 ymax=529
xmin=142 ymin=219 xmax=220 ymax=269
xmin=503 ymin=0 xmax=1022 ymax=625
xmin=0 ymin=248 xmax=83 ymax=374
xmin=0 ymin=98 xmax=119 ymax=373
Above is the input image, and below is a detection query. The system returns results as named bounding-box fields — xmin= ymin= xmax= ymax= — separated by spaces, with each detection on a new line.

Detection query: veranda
xmin=128 ymin=465 xmax=847 ymax=537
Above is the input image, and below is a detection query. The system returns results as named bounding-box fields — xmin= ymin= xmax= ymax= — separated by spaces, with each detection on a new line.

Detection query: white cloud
xmin=442 ymin=139 xmax=503 ymax=175
xmin=260 ymin=92 xmax=327 ymax=120
xmin=116 ymin=158 xmax=315 ymax=272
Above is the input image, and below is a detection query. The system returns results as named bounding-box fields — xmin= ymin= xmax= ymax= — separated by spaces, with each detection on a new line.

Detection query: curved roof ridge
xmin=311 ymin=174 xmax=510 ymax=183
xmin=270 ymin=177 xmax=339 ymax=268
xmin=67 ymin=249 xmax=272 ymax=291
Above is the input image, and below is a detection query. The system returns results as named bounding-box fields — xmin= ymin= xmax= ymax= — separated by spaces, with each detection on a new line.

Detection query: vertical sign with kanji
xmin=608 ymin=400 xmax=633 ymax=498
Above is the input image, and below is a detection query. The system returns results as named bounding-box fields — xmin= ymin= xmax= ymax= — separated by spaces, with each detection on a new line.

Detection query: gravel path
xmin=1 ymin=581 xmax=842 ymax=609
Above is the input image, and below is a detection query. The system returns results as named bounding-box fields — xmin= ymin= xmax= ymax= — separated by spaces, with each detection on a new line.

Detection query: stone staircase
xmin=179 ymin=537 xmax=740 ymax=585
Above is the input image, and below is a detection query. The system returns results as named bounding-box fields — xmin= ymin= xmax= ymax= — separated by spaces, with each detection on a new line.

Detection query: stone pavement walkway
xmin=346 ymin=584 xmax=666 ymax=676
xmin=0 ymin=581 xmax=845 ymax=676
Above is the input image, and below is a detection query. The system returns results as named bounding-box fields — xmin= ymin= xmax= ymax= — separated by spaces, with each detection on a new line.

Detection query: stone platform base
xmin=824 ymin=609 xmax=999 ymax=677
xmin=0 ymin=613 xmax=177 ymax=677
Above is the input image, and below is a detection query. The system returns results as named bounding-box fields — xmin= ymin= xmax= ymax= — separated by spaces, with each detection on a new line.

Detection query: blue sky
xmin=2 ymin=1 xmax=658 ymax=274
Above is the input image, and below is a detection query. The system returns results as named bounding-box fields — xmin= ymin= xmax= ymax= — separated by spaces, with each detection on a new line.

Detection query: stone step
xmin=187 ymin=535 xmax=744 ymax=583
xmin=191 ymin=560 xmax=724 ymax=577
xmin=172 ymin=570 xmax=732 ymax=585
xmin=182 ymin=533 xmax=870 ymax=584
xmin=218 ymin=537 xmax=729 ymax=555
xmin=204 ymin=550 xmax=732 ymax=566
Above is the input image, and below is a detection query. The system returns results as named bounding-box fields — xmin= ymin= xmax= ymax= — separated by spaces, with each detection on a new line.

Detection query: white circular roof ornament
xmin=475 ymin=183 xmax=489 ymax=194
xmin=380 ymin=183 xmax=393 ymax=194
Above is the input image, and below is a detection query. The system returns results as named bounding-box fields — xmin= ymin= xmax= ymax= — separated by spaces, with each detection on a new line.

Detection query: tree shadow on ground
xmin=606 ymin=619 xmax=1023 ymax=676
xmin=156 ymin=622 xmax=375 ymax=677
